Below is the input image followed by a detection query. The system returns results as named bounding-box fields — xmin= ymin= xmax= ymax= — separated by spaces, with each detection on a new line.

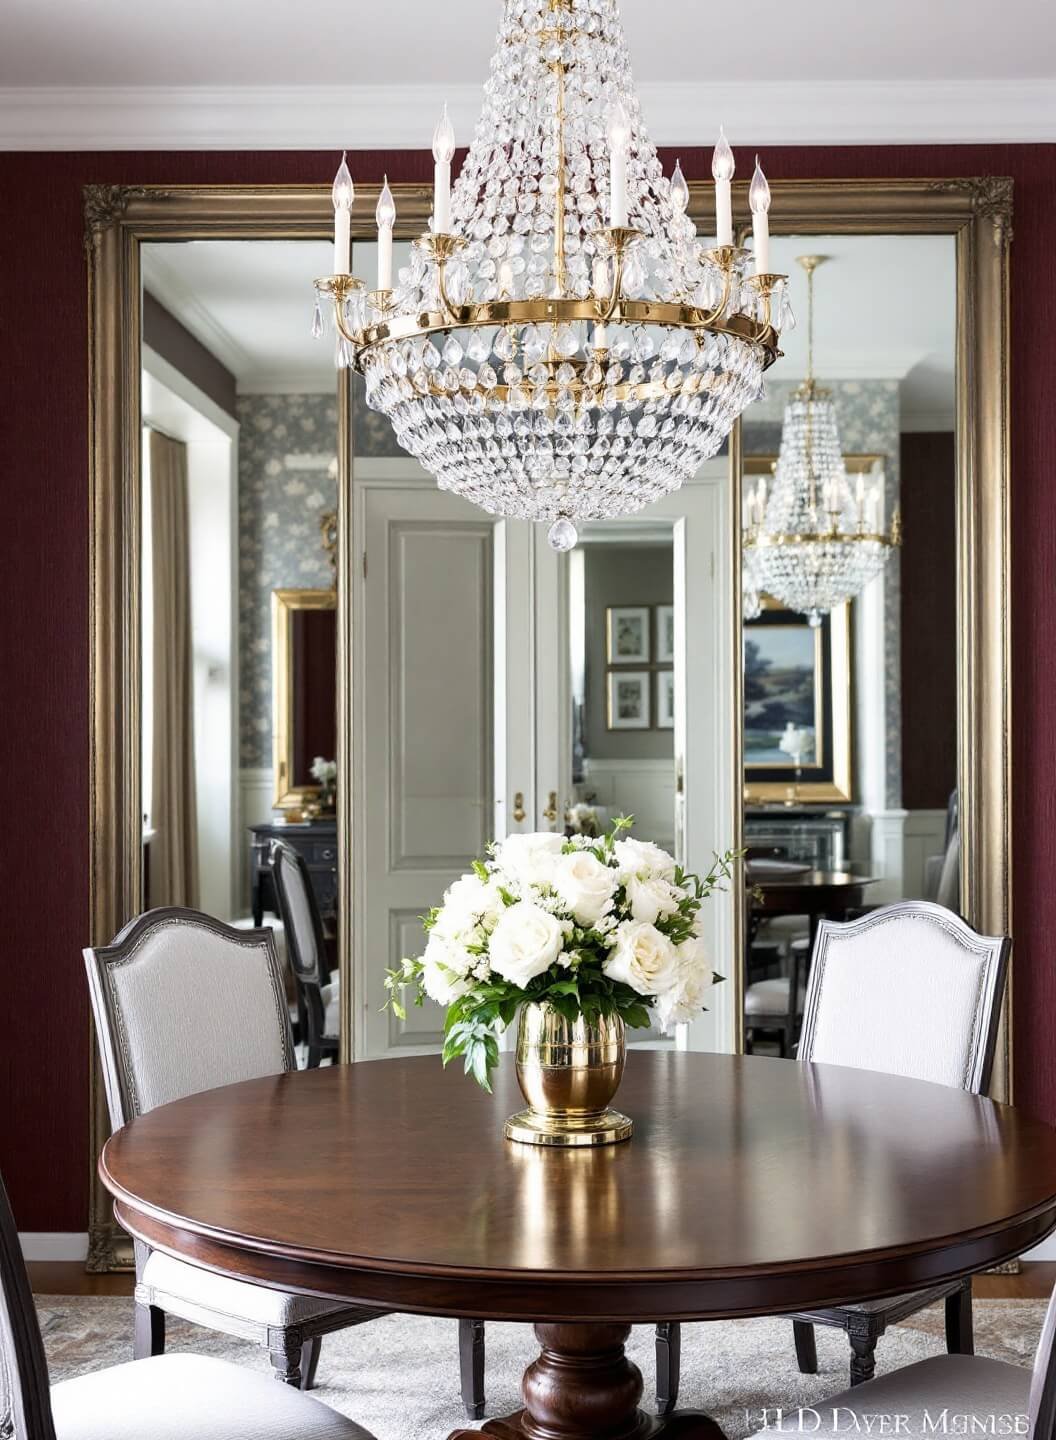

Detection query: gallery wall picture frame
xmin=657 ymin=670 xmax=675 ymax=730
xmin=606 ymin=605 xmax=651 ymax=664
xmin=743 ymin=597 xmax=853 ymax=802
xmin=656 ymin=604 xmax=675 ymax=664
xmin=607 ymin=670 xmax=651 ymax=730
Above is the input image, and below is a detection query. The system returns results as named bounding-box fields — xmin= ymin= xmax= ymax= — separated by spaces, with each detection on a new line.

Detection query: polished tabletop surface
xmin=748 ymin=867 xmax=876 ymax=890
xmin=101 ymin=1053 xmax=1056 ymax=1320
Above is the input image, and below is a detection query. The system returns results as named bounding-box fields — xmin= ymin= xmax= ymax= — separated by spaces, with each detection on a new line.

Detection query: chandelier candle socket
xmin=316 ymin=0 xmax=787 ymax=547
xmin=744 ymin=255 xmax=901 ymax=625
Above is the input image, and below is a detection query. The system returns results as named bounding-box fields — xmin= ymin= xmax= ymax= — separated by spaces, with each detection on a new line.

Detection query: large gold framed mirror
xmin=86 ymin=176 xmax=1011 ymax=1268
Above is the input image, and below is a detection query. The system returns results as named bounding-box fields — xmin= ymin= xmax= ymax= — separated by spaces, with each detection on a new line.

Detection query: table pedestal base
xmin=447 ymin=1323 xmax=727 ymax=1440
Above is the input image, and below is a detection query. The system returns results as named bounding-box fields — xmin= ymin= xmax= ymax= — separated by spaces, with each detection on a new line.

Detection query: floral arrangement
xmin=309 ymin=756 xmax=337 ymax=810
xmin=565 ymin=799 xmax=601 ymax=837
xmin=386 ymin=818 xmax=735 ymax=1091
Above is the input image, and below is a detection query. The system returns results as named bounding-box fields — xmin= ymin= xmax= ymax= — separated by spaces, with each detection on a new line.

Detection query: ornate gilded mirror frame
xmin=716 ymin=178 xmax=1013 ymax=1082
xmin=272 ymin=586 xmax=338 ymax=813
xmin=84 ymin=181 xmax=433 ymax=1269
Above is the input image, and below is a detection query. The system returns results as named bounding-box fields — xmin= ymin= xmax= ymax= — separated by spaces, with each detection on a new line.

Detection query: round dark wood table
xmin=100 ymin=1052 xmax=1056 ymax=1440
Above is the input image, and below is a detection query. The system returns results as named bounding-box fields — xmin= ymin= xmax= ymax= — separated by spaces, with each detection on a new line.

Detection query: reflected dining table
xmin=100 ymin=1053 xmax=1056 ymax=1440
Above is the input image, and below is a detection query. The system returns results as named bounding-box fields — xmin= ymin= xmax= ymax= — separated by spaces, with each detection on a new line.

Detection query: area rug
xmin=36 ymin=1297 xmax=1044 ymax=1439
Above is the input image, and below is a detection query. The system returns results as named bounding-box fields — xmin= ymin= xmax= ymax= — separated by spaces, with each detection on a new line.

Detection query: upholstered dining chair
xmin=657 ymin=900 xmax=1011 ymax=1415
xmin=761 ymin=1279 xmax=1056 ymax=1437
xmin=0 ymin=1168 xmax=378 ymax=1440
xmin=270 ymin=841 xmax=339 ymax=1068
xmin=84 ymin=908 xmax=388 ymax=1391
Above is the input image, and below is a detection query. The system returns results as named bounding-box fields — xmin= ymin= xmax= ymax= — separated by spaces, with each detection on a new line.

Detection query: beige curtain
xmin=149 ymin=430 xmax=199 ymax=908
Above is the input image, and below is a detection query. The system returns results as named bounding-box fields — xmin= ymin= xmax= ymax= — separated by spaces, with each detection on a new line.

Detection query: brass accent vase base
xmin=505 ymin=1106 xmax=633 ymax=1148
xmin=507 ymin=1003 xmax=632 ymax=1148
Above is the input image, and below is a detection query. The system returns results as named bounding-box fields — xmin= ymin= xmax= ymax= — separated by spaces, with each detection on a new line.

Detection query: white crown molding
xmin=237 ymin=374 xmax=337 ymax=395
xmin=142 ymin=247 xmax=252 ymax=378
xmin=0 ymin=79 xmax=1054 ymax=150
xmin=900 ymin=408 xmax=957 ymax=433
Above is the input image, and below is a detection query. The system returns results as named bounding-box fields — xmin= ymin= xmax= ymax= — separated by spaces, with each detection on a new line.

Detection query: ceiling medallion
xmin=314 ymin=0 xmax=789 ymax=549
xmin=743 ymin=255 xmax=901 ymax=625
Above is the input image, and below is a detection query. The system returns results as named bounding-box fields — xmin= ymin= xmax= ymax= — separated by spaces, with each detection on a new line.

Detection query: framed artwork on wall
xmin=606 ymin=606 xmax=651 ymax=664
xmin=743 ymin=598 xmax=853 ymax=802
xmin=607 ymin=671 xmax=651 ymax=730
xmin=657 ymin=670 xmax=675 ymax=730
xmin=656 ymin=604 xmax=675 ymax=664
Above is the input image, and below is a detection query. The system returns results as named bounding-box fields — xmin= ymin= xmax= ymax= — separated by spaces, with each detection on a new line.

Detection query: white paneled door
xmin=353 ymin=459 xmax=734 ymax=1060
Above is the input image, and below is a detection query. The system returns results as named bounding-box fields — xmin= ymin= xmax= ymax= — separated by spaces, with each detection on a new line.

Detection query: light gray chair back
xmin=84 ymin=908 xmax=295 ymax=1128
xmin=1030 ymin=1282 xmax=1056 ymax=1439
xmin=0 ymin=1173 xmax=56 ymax=1440
xmin=799 ymin=900 xmax=1010 ymax=1094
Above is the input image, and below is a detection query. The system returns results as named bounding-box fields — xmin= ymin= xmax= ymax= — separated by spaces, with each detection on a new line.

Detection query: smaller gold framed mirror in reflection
xmin=272 ymin=588 xmax=337 ymax=815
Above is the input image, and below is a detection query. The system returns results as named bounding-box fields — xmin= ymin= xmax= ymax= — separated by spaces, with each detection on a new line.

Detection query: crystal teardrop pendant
xmin=311 ymin=297 xmax=324 ymax=339
xmin=547 ymin=517 xmax=578 ymax=551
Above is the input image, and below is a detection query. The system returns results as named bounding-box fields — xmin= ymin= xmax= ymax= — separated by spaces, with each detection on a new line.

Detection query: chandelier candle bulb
xmin=670 ymin=159 xmax=689 ymax=216
xmin=331 ymin=152 xmax=354 ymax=276
xmin=376 ymin=177 xmax=396 ymax=291
xmin=432 ymin=104 xmax=455 ymax=233
xmin=712 ymin=127 xmax=735 ymax=247
xmin=749 ymin=157 xmax=771 ymax=275
xmin=607 ymin=101 xmax=631 ymax=228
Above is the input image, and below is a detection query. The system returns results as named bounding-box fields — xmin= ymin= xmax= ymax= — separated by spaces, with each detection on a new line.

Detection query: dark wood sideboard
xmin=249 ymin=820 xmax=337 ymax=929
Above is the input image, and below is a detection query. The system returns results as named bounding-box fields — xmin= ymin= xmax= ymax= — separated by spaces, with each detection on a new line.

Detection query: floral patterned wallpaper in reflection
xmin=238 ymin=393 xmax=338 ymax=768
xmin=237 ymin=383 xmax=403 ymax=769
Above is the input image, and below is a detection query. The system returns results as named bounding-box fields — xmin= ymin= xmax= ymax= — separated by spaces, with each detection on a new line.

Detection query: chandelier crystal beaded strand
xmin=314 ymin=0 xmax=789 ymax=549
xmin=743 ymin=255 xmax=901 ymax=625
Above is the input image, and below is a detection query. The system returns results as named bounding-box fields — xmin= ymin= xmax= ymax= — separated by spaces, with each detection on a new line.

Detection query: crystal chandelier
xmin=743 ymin=255 xmax=900 ymax=624
xmin=314 ymin=0 xmax=789 ymax=549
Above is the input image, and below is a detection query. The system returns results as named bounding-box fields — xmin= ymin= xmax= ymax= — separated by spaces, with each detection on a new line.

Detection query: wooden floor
xmin=27 ymin=1261 xmax=1056 ymax=1299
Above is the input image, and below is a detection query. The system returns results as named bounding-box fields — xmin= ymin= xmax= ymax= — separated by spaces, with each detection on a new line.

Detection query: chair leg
xmin=848 ymin=1329 xmax=878 ymax=1387
xmin=792 ymin=1320 xmax=818 ymax=1374
xmin=458 ymin=1318 xmax=485 ymax=1420
xmin=300 ymin=1336 xmax=322 ymax=1391
xmin=133 ymin=1301 xmax=165 ymax=1360
xmin=655 ymin=1321 xmax=681 ymax=1416
xmin=306 ymin=1044 xmax=322 ymax=1070
xmin=270 ymin=1345 xmax=304 ymax=1386
xmin=945 ymin=1279 xmax=974 ymax=1355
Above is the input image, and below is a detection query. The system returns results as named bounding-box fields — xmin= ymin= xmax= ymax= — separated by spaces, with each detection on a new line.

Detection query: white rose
xmin=624 ymin=873 xmax=681 ymax=925
xmin=488 ymin=901 xmax=564 ymax=987
xmin=613 ymin=836 xmax=678 ymax=883
xmin=421 ymin=933 xmax=474 ymax=1006
xmin=655 ymin=937 xmax=718 ymax=1030
xmin=552 ymin=850 xmax=616 ymax=927
xmin=603 ymin=920 xmax=679 ymax=997
xmin=497 ymin=832 xmax=565 ymax=890
xmin=435 ymin=873 xmax=504 ymax=940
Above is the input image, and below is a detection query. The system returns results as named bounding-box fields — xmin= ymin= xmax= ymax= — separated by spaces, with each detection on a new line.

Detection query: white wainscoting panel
xmin=237 ymin=767 xmax=275 ymax=915
xmin=849 ymin=807 xmax=948 ymax=904
xmin=582 ymin=758 xmax=676 ymax=855
xmin=901 ymin=809 xmax=949 ymax=900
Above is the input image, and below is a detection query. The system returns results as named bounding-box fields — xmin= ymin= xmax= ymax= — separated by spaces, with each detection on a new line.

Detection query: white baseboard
xmin=20 ymin=1233 xmax=89 ymax=1262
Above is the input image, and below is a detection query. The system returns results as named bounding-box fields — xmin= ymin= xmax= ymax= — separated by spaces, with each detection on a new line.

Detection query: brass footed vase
xmin=505 ymin=1002 xmax=633 ymax=1148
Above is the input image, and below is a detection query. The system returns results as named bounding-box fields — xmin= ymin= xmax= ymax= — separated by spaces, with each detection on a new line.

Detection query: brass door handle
xmin=512 ymin=791 xmax=527 ymax=823
xmin=542 ymin=791 xmax=559 ymax=823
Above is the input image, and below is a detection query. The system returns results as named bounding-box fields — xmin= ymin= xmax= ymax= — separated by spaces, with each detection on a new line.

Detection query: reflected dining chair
xmin=84 ymin=908 xmax=387 ymax=1391
xmin=270 ymin=841 xmax=339 ymax=1068
xmin=657 ymin=899 xmax=1011 ymax=1413
xmin=0 ymin=1167 xmax=378 ymax=1440
xmin=761 ymin=1277 xmax=1056 ymax=1437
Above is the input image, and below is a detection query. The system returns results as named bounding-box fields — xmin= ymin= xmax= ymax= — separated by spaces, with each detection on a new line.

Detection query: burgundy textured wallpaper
xmin=0 ymin=144 xmax=1052 ymax=1231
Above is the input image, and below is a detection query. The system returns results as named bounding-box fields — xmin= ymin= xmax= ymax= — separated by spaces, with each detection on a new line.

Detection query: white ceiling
xmin=142 ymin=233 xmax=956 ymax=421
xmin=2 ymin=0 xmax=1054 ymax=146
